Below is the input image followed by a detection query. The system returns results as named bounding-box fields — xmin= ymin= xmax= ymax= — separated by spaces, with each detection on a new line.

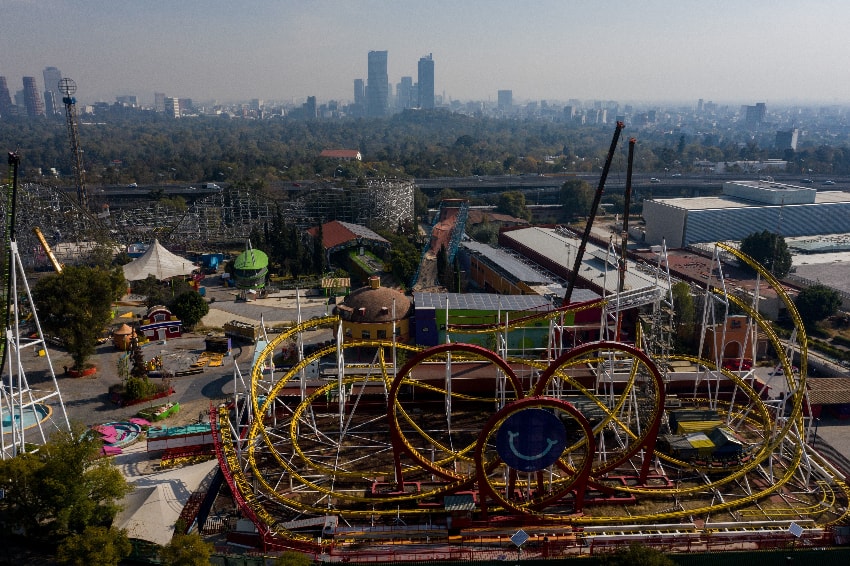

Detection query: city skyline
xmin=1 ymin=0 xmax=849 ymax=106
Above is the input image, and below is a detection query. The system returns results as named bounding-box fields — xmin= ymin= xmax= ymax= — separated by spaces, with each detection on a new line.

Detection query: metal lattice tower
xmin=1 ymin=153 xmax=70 ymax=459
xmin=59 ymin=78 xmax=88 ymax=210
xmin=637 ymin=241 xmax=676 ymax=376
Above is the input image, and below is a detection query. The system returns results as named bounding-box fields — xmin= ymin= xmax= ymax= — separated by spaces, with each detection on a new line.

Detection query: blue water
xmin=0 ymin=403 xmax=50 ymax=431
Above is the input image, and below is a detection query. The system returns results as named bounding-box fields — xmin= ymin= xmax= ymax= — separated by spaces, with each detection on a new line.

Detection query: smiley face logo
xmin=495 ymin=408 xmax=568 ymax=472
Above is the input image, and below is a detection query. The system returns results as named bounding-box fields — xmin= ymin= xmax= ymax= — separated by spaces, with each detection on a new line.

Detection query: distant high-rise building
xmin=43 ymin=91 xmax=57 ymax=116
xmin=697 ymin=98 xmax=704 ymax=113
xmin=497 ymin=90 xmax=512 ymax=111
xmin=305 ymin=96 xmax=317 ymax=118
xmin=154 ymin=92 xmax=166 ymax=113
xmin=397 ymin=76 xmax=413 ymax=109
xmin=775 ymin=129 xmax=799 ymax=151
xmin=745 ymin=102 xmax=766 ymax=127
xmin=116 ymin=95 xmax=138 ymax=107
xmin=0 ymin=77 xmax=13 ymax=117
xmin=417 ymin=53 xmax=434 ymax=109
xmin=42 ymin=66 xmax=62 ymax=115
xmin=353 ymin=79 xmax=365 ymax=106
xmin=367 ymin=50 xmax=388 ymax=118
xmin=164 ymin=97 xmax=180 ymax=118
xmin=22 ymin=77 xmax=45 ymax=117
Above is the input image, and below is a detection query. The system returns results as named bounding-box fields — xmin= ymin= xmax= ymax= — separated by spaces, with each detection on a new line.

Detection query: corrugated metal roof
xmin=413 ymin=292 xmax=553 ymax=312
xmin=462 ymin=240 xmax=554 ymax=285
xmin=147 ymin=423 xmax=212 ymax=438
xmin=650 ymin=191 xmax=850 ymax=212
xmin=444 ymin=494 xmax=476 ymax=511
xmin=501 ymin=227 xmax=669 ymax=294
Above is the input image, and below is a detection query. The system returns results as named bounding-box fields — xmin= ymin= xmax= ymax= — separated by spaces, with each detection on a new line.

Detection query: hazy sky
xmin=2 ymin=0 xmax=848 ymax=107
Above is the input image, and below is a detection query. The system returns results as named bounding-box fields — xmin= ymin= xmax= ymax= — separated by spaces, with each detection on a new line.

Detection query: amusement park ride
xmin=209 ymin=124 xmax=849 ymax=557
xmin=0 ymin=152 xmax=70 ymax=459
xmin=0 ymin=93 xmax=847 ymax=556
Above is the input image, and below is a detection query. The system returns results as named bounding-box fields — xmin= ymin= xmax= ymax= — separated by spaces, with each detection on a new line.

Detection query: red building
xmin=139 ymin=305 xmax=182 ymax=341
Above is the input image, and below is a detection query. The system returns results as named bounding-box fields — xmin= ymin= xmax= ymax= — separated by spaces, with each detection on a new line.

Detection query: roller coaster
xmin=210 ymin=241 xmax=850 ymax=557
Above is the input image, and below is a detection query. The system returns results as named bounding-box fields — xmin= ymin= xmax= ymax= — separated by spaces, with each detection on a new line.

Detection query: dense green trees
xmin=56 ymin=526 xmax=132 ymax=566
xmin=273 ymin=550 xmax=313 ymax=566
xmin=598 ymin=543 xmax=677 ymax=566
xmin=495 ymin=190 xmax=531 ymax=220
xmin=560 ymin=178 xmax=595 ymax=218
xmin=7 ymin=109 xmax=850 ymax=190
xmin=0 ymin=424 xmax=131 ymax=540
xmin=739 ymin=230 xmax=792 ymax=278
xmin=33 ymin=265 xmax=127 ymax=369
xmin=159 ymin=532 xmax=214 ymax=566
xmin=170 ymin=290 xmax=210 ymax=329
xmin=671 ymin=282 xmax=696 ymax=352
xmin=795 ymin=284 xmax=843 ymax=329
xmin=380 ymin=230 xmax=422 ymax=288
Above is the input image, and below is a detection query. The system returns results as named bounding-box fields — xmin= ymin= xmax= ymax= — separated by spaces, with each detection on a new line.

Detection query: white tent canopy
xmin=112 ymin=458 xmax=218 ymax=545
xmin=122 ymin=240 xmax=198 ymax=281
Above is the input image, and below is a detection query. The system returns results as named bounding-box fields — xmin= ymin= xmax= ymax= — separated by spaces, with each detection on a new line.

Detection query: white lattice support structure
xmin=1 ymin=240 xmax=70 ymax=459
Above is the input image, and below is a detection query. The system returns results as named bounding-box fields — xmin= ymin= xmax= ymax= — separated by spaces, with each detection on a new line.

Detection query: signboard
xmin=495 ymin=408 xmax=567 ymax=472
xmin=511 ymin=529 xmax=530 ymax=548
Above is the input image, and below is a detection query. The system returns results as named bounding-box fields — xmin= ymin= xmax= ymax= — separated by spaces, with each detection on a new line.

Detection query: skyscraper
xmin=497 ymin=90 xmax=513 ymax=111
xmin=353 ymin=79 xmax=365 ymax=106
xmin=154 ymin=92 xmax=166 ymax=113
xmin=0 ymin=77 xmax=14 ymax=118
xmin=22 ymin=77 xmax=45 ymax=117
xmin=367 ymin=50 xmax=388 ymax=118
xmin=397 ymin=76 xmax=413 ymax=109
xmin=745 ymin=102 xmax=766 ymax=128
xmin=775 ymin=129 xmax=799 ymax=151
xmin=417 ymin=53 xmax=434 ymax=109
xmin=43 ymin=66 xmax=62 ymax=115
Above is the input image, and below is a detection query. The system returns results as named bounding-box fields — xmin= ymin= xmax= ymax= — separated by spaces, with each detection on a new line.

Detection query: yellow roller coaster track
xmin=214 ymin=247 xmax=850 ymax=543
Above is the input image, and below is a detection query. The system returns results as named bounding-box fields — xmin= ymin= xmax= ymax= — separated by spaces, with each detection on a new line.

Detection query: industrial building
xmin=643 ymin=180 xmax=850 ymax=247
xmin=498 ymin=226 xmax=671 ymax=298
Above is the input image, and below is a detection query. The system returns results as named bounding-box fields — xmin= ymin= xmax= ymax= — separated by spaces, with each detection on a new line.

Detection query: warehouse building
xmin=643 ymin=180 xmax=850 ymax=247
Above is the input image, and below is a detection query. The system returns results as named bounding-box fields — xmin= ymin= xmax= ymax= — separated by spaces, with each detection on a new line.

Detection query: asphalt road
xmin=26 ymin=278 xmax=333 ymax=430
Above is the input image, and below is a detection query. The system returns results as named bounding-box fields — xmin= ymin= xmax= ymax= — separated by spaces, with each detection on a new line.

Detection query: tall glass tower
xmin=42 ymin=66 xmax=63 ymax=115
xmin=367 ymin=50 xmax=388 ymax=118
xmin=417 ymin=53 xmax=434 ymax=109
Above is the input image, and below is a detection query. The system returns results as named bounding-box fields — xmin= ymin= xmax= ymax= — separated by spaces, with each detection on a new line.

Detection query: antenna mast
xmin=59 ymin=78 xmax=88 ymax=210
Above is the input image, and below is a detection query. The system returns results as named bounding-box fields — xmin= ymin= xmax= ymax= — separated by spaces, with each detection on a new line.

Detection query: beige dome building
xmin=335 ymin=276 xmax=411 ymax=343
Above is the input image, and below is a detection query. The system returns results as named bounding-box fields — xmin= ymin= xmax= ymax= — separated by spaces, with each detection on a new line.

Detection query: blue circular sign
xmin=495 ymin=408 xmax=567 ymax=472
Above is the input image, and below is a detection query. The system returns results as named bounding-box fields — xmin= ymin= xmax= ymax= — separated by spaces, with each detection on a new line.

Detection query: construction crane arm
xmin=563 ymin=121 xmax=625 ymax=306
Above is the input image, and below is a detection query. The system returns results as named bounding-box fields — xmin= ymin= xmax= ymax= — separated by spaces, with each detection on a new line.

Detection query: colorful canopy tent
xmin=122 ymin=239 xmax=197 ymax=281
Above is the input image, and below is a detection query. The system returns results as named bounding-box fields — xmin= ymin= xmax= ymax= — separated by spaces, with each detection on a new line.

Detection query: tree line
xmin=6 ymin=110 xmax=850 ymax=189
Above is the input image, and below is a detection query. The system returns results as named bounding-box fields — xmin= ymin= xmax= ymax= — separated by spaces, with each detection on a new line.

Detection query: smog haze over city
xmin=1 ymin=0 xmax=848 ymax=107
